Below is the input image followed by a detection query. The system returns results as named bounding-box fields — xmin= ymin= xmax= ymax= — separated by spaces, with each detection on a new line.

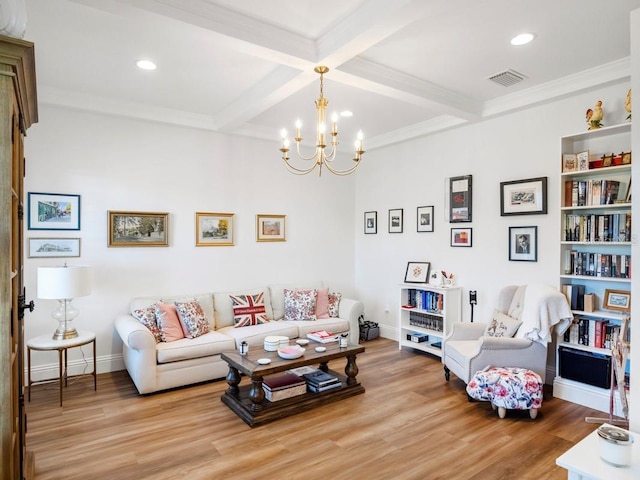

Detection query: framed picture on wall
xmin=508 ymin=226 xmax=537 ymax=261
xmin=28 ymin=237 xmax=81 ymax=258
xmin=449 ymin=175 xmax=472 ymax=222
xmin=195 ymin=212 xmax=234 ymax=246
xmin=28 ymin=192 xmax=81 ymax=230
xmin=500 ymin=177 xmax=547 ymax=216
xmin=256 ymin=214 xmax=286 ymax=242
xmin=450 ymin=227 xmax=472 ymax=247
xmin=108 ymin=211 xmax=169 ymax=247
xmin=364 ymin=211 xmax=377 ymax=234
xmin=417 ymin=205 xmax=434 ymax=232
xmin=388 ymin=208 xmax=403 ymax=233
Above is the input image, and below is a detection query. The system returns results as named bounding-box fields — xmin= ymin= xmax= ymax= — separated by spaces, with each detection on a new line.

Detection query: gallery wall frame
xmin=417 ymin=205 xmax=434 ymax=232
xmin=364 ymin=211 xmax=377 ymax=234
xmin=28 ymin=192 xmax=81 ymax=230
xmin=449 ymin=175 xmax=472 ymax=222
xmin=195 ymin=212 xmax=234 ymax=246
xmin=257 ymin=214 xmax=286 ymax=242
xmin=500 ymin=177 xmax=547 ymax=216
xmin=108 ymin=211 xmax=169 ymax=247
xmin=28 ymin=237 xmax=81 ymax=258
xmin=450 ymin=227 xmax=472 ymax=247
xmin=388 ymin=208 xmax=403 ymax=233
xmin=508 ymin=225 xmax=537 ymax=262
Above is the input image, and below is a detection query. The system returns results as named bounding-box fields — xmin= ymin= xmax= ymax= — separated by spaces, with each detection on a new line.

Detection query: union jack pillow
xmin=230 ymin=292 xmax=270 ymax=327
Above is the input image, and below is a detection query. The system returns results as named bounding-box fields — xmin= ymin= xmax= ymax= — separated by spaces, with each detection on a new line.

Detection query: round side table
xmin=27 ymin=330 xmax=97 ymax=406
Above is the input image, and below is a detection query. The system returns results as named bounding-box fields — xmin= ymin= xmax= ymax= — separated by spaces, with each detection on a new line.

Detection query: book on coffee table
xmin=308 ymin=382 xmax=342 ymax=393
xmin=302 ymin=370 xmax=339 ymax=387
xmin=262 ymin=372 xmax=307 ymax=402
xmin=307 ymin=330 xmax=339 ymax=343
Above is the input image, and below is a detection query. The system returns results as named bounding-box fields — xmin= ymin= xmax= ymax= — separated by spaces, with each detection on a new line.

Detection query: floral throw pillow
xmin=284 ymin=289 xmax=317 ymax=321
xmin=484 ymin=310 xmax=522 ymax=338
xmin=174 ymin=300 xmax=210 ymax=338
xmin=132 ymin=305 xmax=162 ymax=343
xmin=230 ymin=292 xmax=269 ymax=327
xmin=328 ymin=292 xmax=342 ymax=318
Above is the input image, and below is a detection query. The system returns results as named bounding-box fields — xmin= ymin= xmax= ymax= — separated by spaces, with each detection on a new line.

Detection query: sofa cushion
xmin=484 ymin=310 xmax=522 ymax=338
xmin=316 ymin=288 xmax=330 ymax=319
xmin=217 ymin=322 xmax=300 ymax=348
xmin=230 ymin=292 xmax=269 ymax=327
xmin=328 ymin=291 xmax=342 ymax=317
xmin=155 ymin=302 xmax=185 ymax=342
xmin=286 ymin=318 xmax=350 ymax=339
xmin=284 ymin=288 xmax=318 ymax=321
xmin=175 ymin=300 xmax=210 ymax=338
xmin=131 ymin=293 xmax=215 ymax=330
xmin=131 ymin=305 xmax=162 ymax=343
xmin=214 ymin=288 xmax=273 ymax=329
xmin=156 ymin=331 xmax=235 ymax=364
xmin=269 ymin=281 xmax=324 ymax=320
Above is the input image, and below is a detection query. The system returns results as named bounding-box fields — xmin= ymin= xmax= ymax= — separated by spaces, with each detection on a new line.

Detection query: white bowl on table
xmin=277 ymin=345 xmax=305 ymax=360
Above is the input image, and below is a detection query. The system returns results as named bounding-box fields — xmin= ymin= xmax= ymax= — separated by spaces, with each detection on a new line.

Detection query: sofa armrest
xmin=339 ymin=298 xmax=364 ymax=344
xmin=445 ymin=322 xmax=487 ymax=342
xmin=115 ymin=314 xmax=156 ymax=351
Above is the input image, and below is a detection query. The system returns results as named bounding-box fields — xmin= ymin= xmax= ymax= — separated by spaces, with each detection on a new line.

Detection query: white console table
xmin=556 ymin=424 xmax=639 ymax=479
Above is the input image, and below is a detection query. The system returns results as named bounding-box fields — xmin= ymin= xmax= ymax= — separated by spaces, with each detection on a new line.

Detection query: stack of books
xmin=302 ymin=369 xmax=341 ymax=393
xmin=262 ymin=372 xmax=306 ymax=402
xmin=307 ymin=330 xmax=338 ymax=343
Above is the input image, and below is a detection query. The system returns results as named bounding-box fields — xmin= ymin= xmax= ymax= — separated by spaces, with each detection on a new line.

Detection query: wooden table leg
xmin=225 ymin=366 xmax=240 ymax=395
xmin=249 ymin=376 xmax=265 ymax=412
xmin=92 ymin=339 xmax=97 ymax=391
xmin=58 ymin=348 xmax=64 ymax=407
xmin=345 ymin=354 xmax=359 ymax=386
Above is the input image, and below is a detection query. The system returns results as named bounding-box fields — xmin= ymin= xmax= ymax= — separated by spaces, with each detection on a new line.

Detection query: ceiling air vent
xmin=488 ymin=69 xmax=526 ymax=87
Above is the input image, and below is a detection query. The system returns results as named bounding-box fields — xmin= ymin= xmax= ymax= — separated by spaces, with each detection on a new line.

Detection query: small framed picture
xmin=108 ymin=211 xmax=169 ymax=247
xmin=508 ymin=226 xmax=537 ymax=262
xmin=450 ymin=227 xmax=472 ymax=247
xmin=417 ymin=205 xmax=434 ymax=232
xmin=195 ymin=212 xmax=234 ymax=246
xmin=602 ymin=154 xmax=613 ymax=167
xmin=562 ymin=153 xmax=577 ymax=172
xmin=28 ymin=237 xmax=81 ymax=258
xmin=500 ymin=177 xmax=547 ymax=216
xmin=388 ymin=208 xmax=403 ymax=233
xmin=449 ymin=175 xmax=472 ymax=222
xmin=256 ymin=214 xmax=286 ymax=242
xmin=603 ymin=289 xmax=631 ymax=312
xmin=364 ymin=211 xmax=377 ymax=234
xmin=28 ymin=192 xmax=81 ymax=230
xmin=576 ymin=151 xmax=589 ymax=171
xmin=404 ymin=261 xmax=430 ymax=284
xmin=622 ymin=152 xmax=632 ymax=164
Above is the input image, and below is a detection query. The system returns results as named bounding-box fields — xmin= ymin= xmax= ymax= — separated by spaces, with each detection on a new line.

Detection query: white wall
xmin=355 ymin=82 xmax=631 ymax=335
xmin=24 ymin=106 xmax=357 ymax=376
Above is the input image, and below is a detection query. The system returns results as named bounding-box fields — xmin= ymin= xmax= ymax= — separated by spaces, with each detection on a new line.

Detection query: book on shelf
xmin=302 ymin=370 xmax=339 ymax=387
xmin=307 ymin=382 xmax=342 ymax=393
xmin=263 ymin=383 xmax=307 ymax=402
xmin=307 ymin=330 xmax=339 ymax=343
xmin=563 ymin=317 xmax=615 ymax=349
xmin=262 ymin=372 xmax=306 ymax=391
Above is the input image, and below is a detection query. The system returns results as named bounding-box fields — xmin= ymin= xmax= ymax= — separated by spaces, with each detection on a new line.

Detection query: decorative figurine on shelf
xmin=625 ymin=89 xmax=631 ymax=121
xmin=586 ymin=100 xmax=604 ymax=130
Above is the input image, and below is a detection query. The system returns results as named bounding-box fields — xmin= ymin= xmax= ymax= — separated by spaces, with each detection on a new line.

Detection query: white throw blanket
xmin=514 ymin=284 xmax=573 ymax=344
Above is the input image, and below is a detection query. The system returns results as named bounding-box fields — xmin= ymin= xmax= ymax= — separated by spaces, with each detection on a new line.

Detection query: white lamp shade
xmin=37 ymin=265 xmax=92 ymax=299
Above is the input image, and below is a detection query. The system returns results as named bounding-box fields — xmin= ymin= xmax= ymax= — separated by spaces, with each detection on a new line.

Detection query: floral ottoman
xmin=466 ymin=367 xmax=543 ymax=419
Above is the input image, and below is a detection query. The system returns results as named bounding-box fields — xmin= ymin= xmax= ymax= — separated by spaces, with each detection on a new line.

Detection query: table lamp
xmin=37 ymin=264 xmax=92 ymax=340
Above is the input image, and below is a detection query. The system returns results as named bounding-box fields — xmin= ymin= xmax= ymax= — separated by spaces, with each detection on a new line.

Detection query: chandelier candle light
xmin=279 ymin=66 xmax=364 ymax=176
xmin=37 ymin=264 xmax=92 ymax=340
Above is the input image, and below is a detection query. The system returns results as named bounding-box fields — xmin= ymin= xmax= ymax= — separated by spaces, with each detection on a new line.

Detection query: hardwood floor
xmin=26 ymin=338 xmax=605 ymax=480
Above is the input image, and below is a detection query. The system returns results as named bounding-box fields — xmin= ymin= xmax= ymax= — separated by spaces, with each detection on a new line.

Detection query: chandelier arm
xmin=323 ymin=158 xmax=362 ymax=176
xmin=293 ymin=141 xmax=323 ymax=162
xmin=283 ymin=158 xmax=319 ymax=175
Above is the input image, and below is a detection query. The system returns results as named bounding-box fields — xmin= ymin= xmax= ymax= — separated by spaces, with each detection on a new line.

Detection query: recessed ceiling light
xmin=510 ymin=33 xmax=535 ymax=46
xmin=136 ymin=59 xmax=157 ymax=70
xmin=340 ymin=110 xmax=353 ymax=117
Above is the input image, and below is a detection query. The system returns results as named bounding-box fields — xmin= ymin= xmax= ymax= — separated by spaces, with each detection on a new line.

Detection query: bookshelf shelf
xmin=554 ymin=122 xmax=632 ymax=416
xmin=398 ymin=284 xmax=462 ymax=358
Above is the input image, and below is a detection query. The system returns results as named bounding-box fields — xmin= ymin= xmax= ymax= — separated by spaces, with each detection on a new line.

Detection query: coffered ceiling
xmin=23 ymin=0 xmax=640 ymax=150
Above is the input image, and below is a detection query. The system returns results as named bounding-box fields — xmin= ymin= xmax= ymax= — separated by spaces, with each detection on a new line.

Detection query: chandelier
xmin=279 ymin=66 xmax=364 ymax=176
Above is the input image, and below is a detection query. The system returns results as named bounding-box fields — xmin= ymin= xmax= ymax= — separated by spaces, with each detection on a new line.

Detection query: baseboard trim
xmin=25 ymin=353 xmax=124 ymax=382
xmin=553 ymin=376 xmax=625 ymax=416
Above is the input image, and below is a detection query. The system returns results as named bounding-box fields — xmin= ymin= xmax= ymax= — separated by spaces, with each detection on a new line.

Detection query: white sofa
xmin=114 ymin=282 xmax=364 ymax=394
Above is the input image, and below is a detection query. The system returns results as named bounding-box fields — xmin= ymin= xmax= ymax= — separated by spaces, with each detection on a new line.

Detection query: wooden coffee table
xmin=220 ymin=342 xmax=365 ymax=427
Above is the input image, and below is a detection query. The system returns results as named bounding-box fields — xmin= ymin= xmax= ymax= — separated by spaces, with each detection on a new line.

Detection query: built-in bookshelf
xmin=398 ymin=284 xmax=461 ymax=358
xmin=554 ymin=123 xmax=632 ymax=416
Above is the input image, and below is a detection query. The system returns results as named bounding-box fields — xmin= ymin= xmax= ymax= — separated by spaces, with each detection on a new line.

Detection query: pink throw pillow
xmin=315 ymin=288 xmax=330 ymax=319
xmin=155 ymin=302 xmax=185 ymax=342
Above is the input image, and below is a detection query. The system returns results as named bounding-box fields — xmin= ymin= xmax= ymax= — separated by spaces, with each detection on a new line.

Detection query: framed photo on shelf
xmin=28 ymin=237 xmax=80 ymax=258
xmin=508 ymin=226 xmax=537 ymax=262
xmin=417 ymin=205 xmax=434 ymax=232
xmin=108 ymin=211 xmax=169 ymax=247
xmin=28 ymin=192 xmax=81 ymax=230
xmin=449 ymin=175 xmax=472 ymax=222
xmin=603 ymin=289 xmax=631 ymax=312
xmin=450 ymin=227 xmax=472 ymax=247
xmin=562 ymin=153 xmax=576 ymax=172
xmin=256 ymin=214 xmax=286 ymax=242
xmin=404 ymin=261 xmax=430 ymax=284
xmin=364 ymin=211 xmax=377 ymax=234
xmin=195 ymin=212 xmax=234 ymax=246
xmin=576 ymin=150 xmax=590 ymax=171
xmin=500 ymin=177 xmax=547 ymax=216
xmin=388 ymin=208 xmax=403 ymax=233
